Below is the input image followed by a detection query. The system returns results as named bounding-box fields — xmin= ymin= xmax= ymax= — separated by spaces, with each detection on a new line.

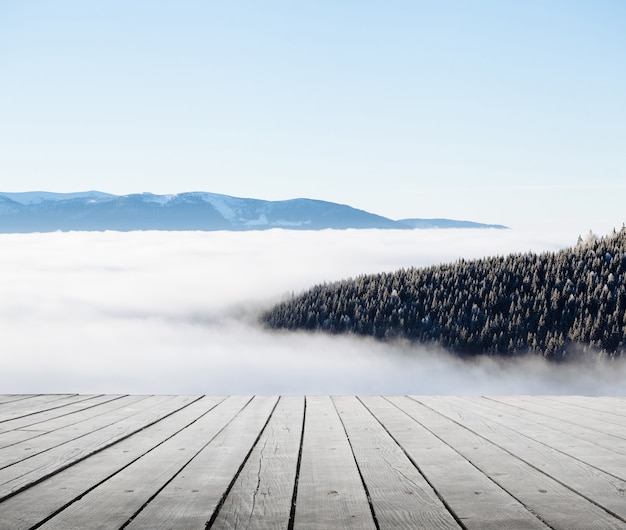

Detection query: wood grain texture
xmin=124 ymin=396 xmax=278 ymax=530
xmin=0 ymin=395 xmax=135 ymax=450
xmin=209 ymin=396 xmax=304 ymax=530
xmin=0 ymin=394 xmax=122 ymax=437
xmin=294 ymin=396 xmax=377 ymax=530
xmin=0 ymin=394 xmax=78 ymax=422
xmin=360 ymin=396 xmax=550 ymax=530
xmin=334 ymin=396 xmax=461 ymax=530
xmin=476 ymin=396 xmax=626 ymax=463
xmin=478 ymin=396 xmax=626 ymax=457
xmin=0 ymin=395 xmax=38 ymax=405
xmin=493 ymin=395 xmax=626 ymax=439
xmin=415 ymin=396 xmax=626 ymax=523
xmin=0 ymin=395 xmax=154 ymax=467
xmin=0 ymin=395 xmax=199 ymax=501
xmin=1 ymin=395 xmax=626 ymax=529
xmin=37 ymin=395 xmax=251 ymax=530
xmin=532 ymin=396 xmax=626 ymax=420
xmin=436 ymin=395 xmax=626 ymax=481
xmin=395 ymin=396 xmax=626 ymax=530
xmin=0 ymin=396 xmax=223 ymax=530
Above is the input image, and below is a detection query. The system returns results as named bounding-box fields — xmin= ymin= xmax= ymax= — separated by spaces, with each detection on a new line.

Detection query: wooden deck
xmin=1 ymin=395 xmax=626 ymax=529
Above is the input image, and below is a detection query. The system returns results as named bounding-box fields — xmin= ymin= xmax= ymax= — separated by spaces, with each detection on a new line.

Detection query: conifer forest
xmin=262 ymin=228 xmax=626 ymax=360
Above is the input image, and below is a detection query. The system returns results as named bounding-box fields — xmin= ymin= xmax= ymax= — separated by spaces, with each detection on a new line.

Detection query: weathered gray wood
xmin=0 ymin=395 xmax=153 ymax=468
xmin=1 ymin=395 xmax=626 ymax=530
xmin=478 ymin=396 xmax=626 ymax=460
xmin=334 ymin=396 xmax=461 ymax=530
xmin=37 ymin=396 xmax=267 ymax=530
xmin=529 ymin=395 xmax=626 ymax=423
xmin=495 ymin=395 xmax=626 ymax=439
xmin=0 ymin=394 xmax=78 ymax=422
xmin=391 ymin=396 xmax=626 ymax=530
xmin=293 ymin=396 xmax=377 ymax=530
xmin=0 ymin=396 xmax=224 ymax=530
xmin=32 ymin=394 xmax=241 ymax=529
xmin=0 ymin=395 xmax=38 ymax=405
xmin=0 ymin=395 xmax=200 ymax=500
xmin=0 ymin=395 xmax=128 ymax=449
xmin=458 ymin=396 xmax=626 ymax=479
xmin=415 ymin=396 xmax=626 ymax=522
xmin=540 ymin=396 xmax=626 ymax=420
xmin=209 ymin=396 xmax=304 ymax=530
xmin=0 ymin=394 xmax=117 ymax=436
xmin=479 ymin=396 xmax=626 ymax=455
xmin=125 ymin=396 xmax=279 ymax=530
xmin=360 ymin=396 xmax=550 ymax=530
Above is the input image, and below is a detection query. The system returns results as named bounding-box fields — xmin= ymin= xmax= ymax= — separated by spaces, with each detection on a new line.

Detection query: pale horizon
xmin=1 ymin=1 xmax=624 ymax=234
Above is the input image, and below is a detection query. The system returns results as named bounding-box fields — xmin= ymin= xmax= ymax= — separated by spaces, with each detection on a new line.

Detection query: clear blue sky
xmin=1 ymin=1 xmax=624 ymax=232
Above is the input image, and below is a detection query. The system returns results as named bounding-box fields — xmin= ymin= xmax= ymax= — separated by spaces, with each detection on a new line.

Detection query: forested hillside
xmin=262 ymin=228 xmax=626 ymax=360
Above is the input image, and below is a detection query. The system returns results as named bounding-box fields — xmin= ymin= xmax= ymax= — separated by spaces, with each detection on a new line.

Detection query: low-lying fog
xmin=1 ymin=228 xmax=625 ymax=395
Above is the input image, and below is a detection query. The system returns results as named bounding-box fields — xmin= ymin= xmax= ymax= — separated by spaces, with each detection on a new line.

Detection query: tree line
xmin=262 ymin=228 xmax=626 ymax=360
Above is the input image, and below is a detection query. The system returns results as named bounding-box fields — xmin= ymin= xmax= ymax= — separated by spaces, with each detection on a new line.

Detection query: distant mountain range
xmin=0 ymin=191 xmax=508 ymax=233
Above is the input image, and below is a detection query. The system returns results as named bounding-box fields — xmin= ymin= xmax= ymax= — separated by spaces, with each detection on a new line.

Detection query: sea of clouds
xmin=1 ymin=228 xmax=625 ymax=395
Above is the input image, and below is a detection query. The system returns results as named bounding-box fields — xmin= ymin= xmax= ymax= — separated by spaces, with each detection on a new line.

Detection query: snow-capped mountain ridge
xmin=2 ymin=190 xmax=116 ymax=205
xmin=0 ymin=191 xmax=507 ymax=233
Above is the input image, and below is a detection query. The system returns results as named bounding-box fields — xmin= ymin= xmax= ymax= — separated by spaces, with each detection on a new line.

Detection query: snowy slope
xmin=0 ymin=191 xmax=507 ymax=233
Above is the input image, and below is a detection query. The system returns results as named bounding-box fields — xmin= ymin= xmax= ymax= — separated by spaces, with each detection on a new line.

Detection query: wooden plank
xmin=415 ymin=396 xmax=626 ymax=523
xmin=0 ymin=396 xmax=225 ymax=530
xmin=540 ymin=396 xmax=626 ymax=420
xmin=333 ymin=396 xmax=461 ymax=530
xmin=209 ymin=396 xmax=304 ymax=530
xmin=0 ymin=395 xmax=200 ymax=500
xmin=0 ymin=394 xmax=116 ymax=435
xmin=0 ymin=395 xmax=78 ymax=422
xmin=478 ymin=397 xmax=626 ymax=455
xmin=293 ymin=396 xmax=377 ymax=530
xmin=478 ymin=396 xmax=626 ymax=460
xmin=360 ymin=396 xmax=550 ymax=530
xmin=0 ymin=395 xmax=127 ymax=448
xmin=0 ymin=395 xmax=39 ymax=405
xmin=126 ymin=396 xmax=278 ymax=530
xmin=0 ymin=395 xmax=152 ymax=467
xmin=494 ymin=396 xmax=626 ymax=439
xmin=389 ymin=396 xmax=626 ymax=530
xmin=2 ymin=394 xmax=626 ymax=530
xmin=37 ymin=396 xmax=268 ymax=530
xmin=454 ymin=399 xmax=626 ymax=480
